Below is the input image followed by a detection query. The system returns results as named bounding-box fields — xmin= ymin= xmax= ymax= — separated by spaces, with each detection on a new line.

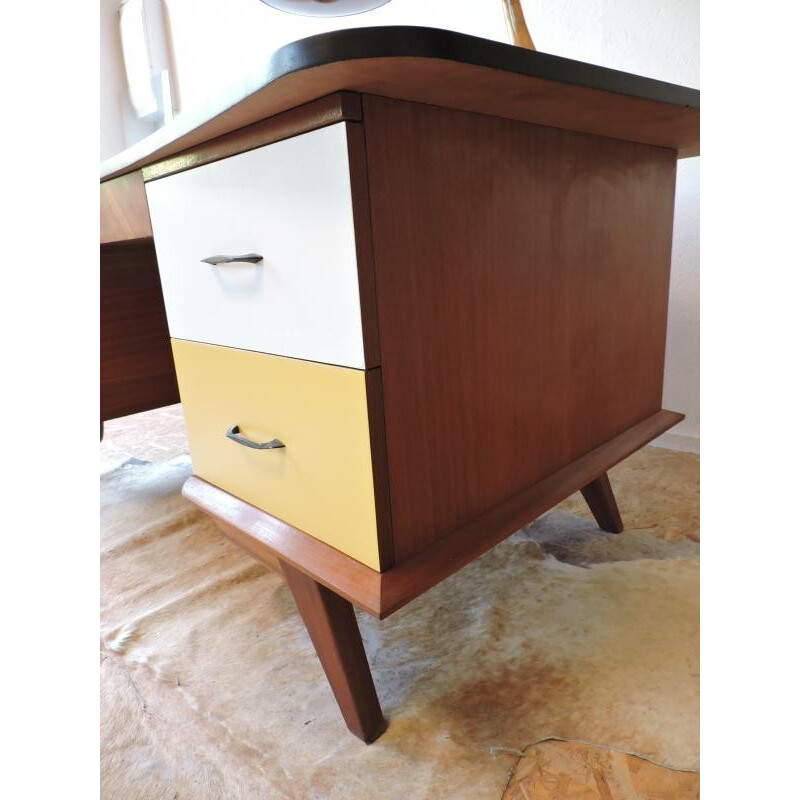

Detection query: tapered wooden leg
xmin=580 ymin=472 xmax=624 ymax=533
xmin=281 ymin=561 xmax=387 ymax=743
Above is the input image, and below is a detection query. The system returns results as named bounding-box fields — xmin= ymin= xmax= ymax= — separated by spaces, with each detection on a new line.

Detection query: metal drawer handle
xmin=225 ymin=425 xmax=285 ymax=450
xmin=201 ymin=253 xmax=263 ymax=266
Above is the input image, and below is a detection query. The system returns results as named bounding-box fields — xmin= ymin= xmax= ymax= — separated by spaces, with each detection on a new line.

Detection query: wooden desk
xmin=100 ymin=26 xmax=699 ymax=743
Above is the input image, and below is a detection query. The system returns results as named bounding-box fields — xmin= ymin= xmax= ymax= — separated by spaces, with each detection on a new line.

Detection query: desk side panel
xmin=363 ymin=96 xmax=677 ymax=563
xmin=100 ymin=240 xmax=179 ymax=421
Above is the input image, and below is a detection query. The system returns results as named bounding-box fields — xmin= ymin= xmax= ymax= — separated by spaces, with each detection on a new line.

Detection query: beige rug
xmin=100 ymin=410 xmax=698 ymax=799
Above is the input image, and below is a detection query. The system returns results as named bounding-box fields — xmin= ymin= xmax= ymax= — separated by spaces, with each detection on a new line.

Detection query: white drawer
xmin=145 ymin=123 xmax=367 ymax=369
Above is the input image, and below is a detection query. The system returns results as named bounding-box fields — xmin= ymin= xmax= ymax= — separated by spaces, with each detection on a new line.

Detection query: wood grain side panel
xmin=362 ymin=96 xmax=677 ymax=562
xmin=100 ymin=172 xmax=152 ymax=243
xmin=378 ymin=409 xmax=683 ymax=616
xmin=100 ymin=240 xmax=179 ymax=421
xmin=141 ymin=92 xmax=362 ymax=181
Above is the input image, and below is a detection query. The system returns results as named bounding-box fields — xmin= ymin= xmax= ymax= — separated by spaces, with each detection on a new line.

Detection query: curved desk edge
xmin=101 ymin=26 xmax=700 ymax=181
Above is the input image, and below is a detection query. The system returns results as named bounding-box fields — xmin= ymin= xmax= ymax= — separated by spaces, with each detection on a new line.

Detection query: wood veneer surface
xmin=100 ymin=241 xmax=179 ymax=421
xmin=363 ymin=96 xmax=677 ymax=562
xmin=100 ymin=172 xmax=152 ymax=243
xmin=377 ymin=410 xmax=683 ymax=616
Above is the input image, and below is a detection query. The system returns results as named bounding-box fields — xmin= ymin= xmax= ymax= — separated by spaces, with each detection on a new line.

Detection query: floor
xmin=100 ymin=405 xmax=699 ymax=799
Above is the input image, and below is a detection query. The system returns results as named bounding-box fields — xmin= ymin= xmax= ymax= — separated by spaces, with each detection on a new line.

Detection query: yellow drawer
xmin=172 ymin=339 xmax=380 ymax=569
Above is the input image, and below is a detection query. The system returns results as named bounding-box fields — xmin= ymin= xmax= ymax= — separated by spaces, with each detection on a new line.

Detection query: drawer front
xmin=146 ymin=123 xmax=366 ymax=369
xmin=172 ymin=338 xmax=380 ymax=570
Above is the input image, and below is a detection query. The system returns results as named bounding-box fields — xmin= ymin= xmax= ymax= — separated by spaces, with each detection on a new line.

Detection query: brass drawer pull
xmin=201 ymin=253 xmax=263 ymax=265
xmin=225 ymin=425 xmax=285 ymax=450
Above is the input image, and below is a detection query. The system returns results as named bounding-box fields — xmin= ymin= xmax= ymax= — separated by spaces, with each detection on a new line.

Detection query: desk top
xmin=100 ymin=25 xmax=699 ymax=181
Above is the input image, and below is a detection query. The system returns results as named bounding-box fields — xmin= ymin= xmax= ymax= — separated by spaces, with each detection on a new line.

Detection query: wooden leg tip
xmin=351 ymin=715 xmax=388 ymax=744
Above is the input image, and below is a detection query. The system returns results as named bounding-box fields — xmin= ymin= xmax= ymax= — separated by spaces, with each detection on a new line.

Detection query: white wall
xmin=100 ymin=0 xmax=129 ymax=159
xmin=100 ymin=0 xmax=699 ymax=451
xmin=100 ymin=0 xmax=177 ymax=160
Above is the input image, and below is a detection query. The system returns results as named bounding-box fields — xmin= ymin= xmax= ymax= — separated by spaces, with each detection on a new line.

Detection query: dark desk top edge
xmin=277 ymin=26 xmax=699 ymax=109
xmin=100 ymin=25 xmax=699 ymax=180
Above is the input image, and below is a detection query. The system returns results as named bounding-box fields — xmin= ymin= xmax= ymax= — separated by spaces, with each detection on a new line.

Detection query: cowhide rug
xmin=101 ymin=430 xmax=698 ymax=800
